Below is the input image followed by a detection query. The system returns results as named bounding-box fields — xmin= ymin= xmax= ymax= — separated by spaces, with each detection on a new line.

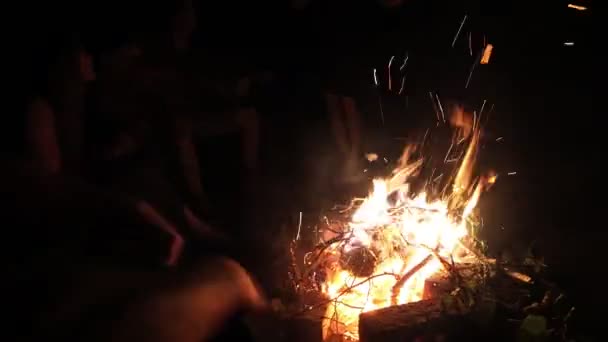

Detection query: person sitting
xmin=95 ymin=0 xmax=261 ymax=217
xmin=24 ymin=35 xmax=221 ymax=267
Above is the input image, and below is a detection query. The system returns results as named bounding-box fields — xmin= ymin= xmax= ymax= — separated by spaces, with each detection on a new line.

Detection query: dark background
xmin=9 ymin=0 xmax=597 ymax=338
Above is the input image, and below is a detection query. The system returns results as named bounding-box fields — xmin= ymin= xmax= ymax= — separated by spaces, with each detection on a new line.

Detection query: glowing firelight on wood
xmin=320 ymin=109 xmax=494 ymax=340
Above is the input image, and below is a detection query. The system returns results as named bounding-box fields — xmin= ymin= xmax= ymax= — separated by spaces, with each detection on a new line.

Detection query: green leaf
xmin=518 ymin=314 xmax=548 ymax=342
xmin=441 ymin=294 xmax=454 ymax=308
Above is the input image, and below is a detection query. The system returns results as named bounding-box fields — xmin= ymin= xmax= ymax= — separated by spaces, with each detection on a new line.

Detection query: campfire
xmin=287 ymin=107 xmax=501 ymax=341
xmin=274 ymin=105 xmax=579 ymax=342
xmin=320 ymin=108 xmax=494 ymax=340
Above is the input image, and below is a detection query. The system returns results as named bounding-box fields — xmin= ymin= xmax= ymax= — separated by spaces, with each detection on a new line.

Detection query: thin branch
xmin=291 ymin=272 xmax=399 ymax=317
xmin=391 ymin=254 xmax=434 ymax=305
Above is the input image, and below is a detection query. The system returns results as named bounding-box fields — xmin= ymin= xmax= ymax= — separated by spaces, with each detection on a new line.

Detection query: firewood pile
xmin=250 ymin=214 xmax=579 ymax=342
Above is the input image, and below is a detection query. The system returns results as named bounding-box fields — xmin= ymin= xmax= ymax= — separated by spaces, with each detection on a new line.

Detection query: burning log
xmin=359 ymin=297 xmax=475 ymax=342
xmin=283 ymin=308 xmax=326 ymax=342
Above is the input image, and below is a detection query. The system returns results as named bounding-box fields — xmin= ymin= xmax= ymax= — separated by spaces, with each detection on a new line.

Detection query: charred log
xmin=359 ymin=297 xmax=476 ymax=342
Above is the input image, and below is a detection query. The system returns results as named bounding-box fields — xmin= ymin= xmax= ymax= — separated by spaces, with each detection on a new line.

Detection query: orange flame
xmin=321 ymin=110 xmax=493 ymax=340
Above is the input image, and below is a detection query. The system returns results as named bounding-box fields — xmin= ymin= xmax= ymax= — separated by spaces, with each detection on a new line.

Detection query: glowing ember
xmin=567 ymin=4 xmax=587 ymax=11
xmin=480 ymin=44 xmax=494 ymax=65
xmin=319 ymin=110 xmax=494 ymax=340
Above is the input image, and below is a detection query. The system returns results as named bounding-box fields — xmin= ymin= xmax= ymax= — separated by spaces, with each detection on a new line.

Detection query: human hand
xmin=112 ymin=257 xmax=267 ymax=342
xmin=165 ymin=233 xmax=184 ymax=267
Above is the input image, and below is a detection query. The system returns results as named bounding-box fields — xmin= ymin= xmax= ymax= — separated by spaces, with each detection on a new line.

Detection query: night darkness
xmin=6 ymin=0 xmax=597 ymax=340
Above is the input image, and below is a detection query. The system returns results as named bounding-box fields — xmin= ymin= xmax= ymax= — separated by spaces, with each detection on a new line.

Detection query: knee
xmin=235 ymin=107 xmax=258 ymax=128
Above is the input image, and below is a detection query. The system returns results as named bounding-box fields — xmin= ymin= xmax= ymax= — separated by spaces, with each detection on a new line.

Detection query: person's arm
xmin=26 ymin=98 xmax=62 ymax=174
xmin=111 ymin=258 xmax=266 ymax=342
xmin=135 ymin=201 xmax=184 ymax=267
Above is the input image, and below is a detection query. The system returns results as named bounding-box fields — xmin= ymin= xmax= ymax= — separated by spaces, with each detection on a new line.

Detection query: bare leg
xmin=236 ymin=107 xmax=260 ymax=172
xmin=177 ymin=121 xmax=209 ymax=210
xmin=326 ymin=93 xmax=350 ymax=157
xmin=183 ymin=205 xmax=227 ymax=241
xmin=135 ymin=201 xmax=184 ymax=267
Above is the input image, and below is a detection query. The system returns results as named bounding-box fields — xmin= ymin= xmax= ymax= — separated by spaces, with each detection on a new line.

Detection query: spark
xmin=488 ymin=103 xmax=495 ymax=115
xmin=507 ymin=172 xmax=517 ymax=176
xmin=452 ymin=15 xmax=468 ymax=47
xmin=383 ymin=157 xmax=389 ymax=163
xmin=388 ymin=56 xmax=395 ymax=91
xmin=429 ymin=92 xmax=440 ymax=122
xmin=465 ymin=49 xmax=482 ymax=88
xmin=435 ymin=93 xmax=446 ymax=122
xmin=479 ymin=99 xmax=487 ymax=119
xmin=468 ymin=32 xmax=472 ymax=56
xmin=444 ymin=141 xmax=454 ymax=163
xmin=433 ymin=173 xmax=443 ymax=183
xmin=422 ymin=128 xmax=430 ymax=146
xmin=567 ymin=4 xmax=587 ymax=11
xmin=564 ymin=42 xmax=575 ymax=46
xmin=378 ymin=95 xmax=385 ymax=125
xmin=398 ymin=75 xmax=406 ymax=94
xmin=473 ymin=110 xmax=478 ymax=130
xmin=296 ymin=211 xmax=303 ymax=240
xmin=496 ymin=137 xmax=504 ymax=142
xmin=400 ymin=52 xmax=409 ymax=71
xmin=480 ymin=44 xmax=493 ymax=64
xmin=373 ymin=68 xmax=378 ymax=86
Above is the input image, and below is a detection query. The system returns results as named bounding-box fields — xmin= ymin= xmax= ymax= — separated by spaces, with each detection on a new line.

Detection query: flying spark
xmin=496 ymin=137 xmax=504 ymax=142
xmin=444 ymin=141 xmax=454 ymax=163
xmin=435 ymin=93 xmax=446 ymax=122
xmin=429 ymin=92 xmax=440 ymax=122
xmin=388 ymin=56 xmax=395 ymax=91
xmin=378 ymin=95 xmax=385 ymax=125
xmin=400 ymin=53 xmax=409 ymax=71
xmin=465 ymin=49 xmax=483 ymax=88
xmin=399 ymin=75 xmax=406 ymax=94
xmin=564 ymin=42 xmax=575 ymax=46
xmin=452 ymin=15 xmax=468 ymax=47
xmin=296 ymin=211 xmax=303 ymax=240
xmin=507 ymin=172 xmax=517 ymax=176
xmin=479 ymin=99 xmax=487 ymax=117
xmin=480 ymin=44 xmax=493 ymax=64
xmin=567 ymin=4 xmax=587 ymax=11
xmin=373 ymin=68 xmax=378 ymax=86
xmin=422 ymin=128 xmax=430 ymax=146
xmin=468 ymin=32 xmax=472 ymax=56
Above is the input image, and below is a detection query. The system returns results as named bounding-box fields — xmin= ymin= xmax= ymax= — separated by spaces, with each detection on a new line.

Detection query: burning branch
xmin=391 ymin=254 xmax=434 ymax=305
xmin=293 ymin=272 xmax=400 ymax=317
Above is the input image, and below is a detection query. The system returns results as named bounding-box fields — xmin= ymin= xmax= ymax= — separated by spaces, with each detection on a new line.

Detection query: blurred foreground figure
xmin=112 ymin=258 xmax=265 ymax=342
xmin=33 ymin=258 xmax=264 ymax=342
